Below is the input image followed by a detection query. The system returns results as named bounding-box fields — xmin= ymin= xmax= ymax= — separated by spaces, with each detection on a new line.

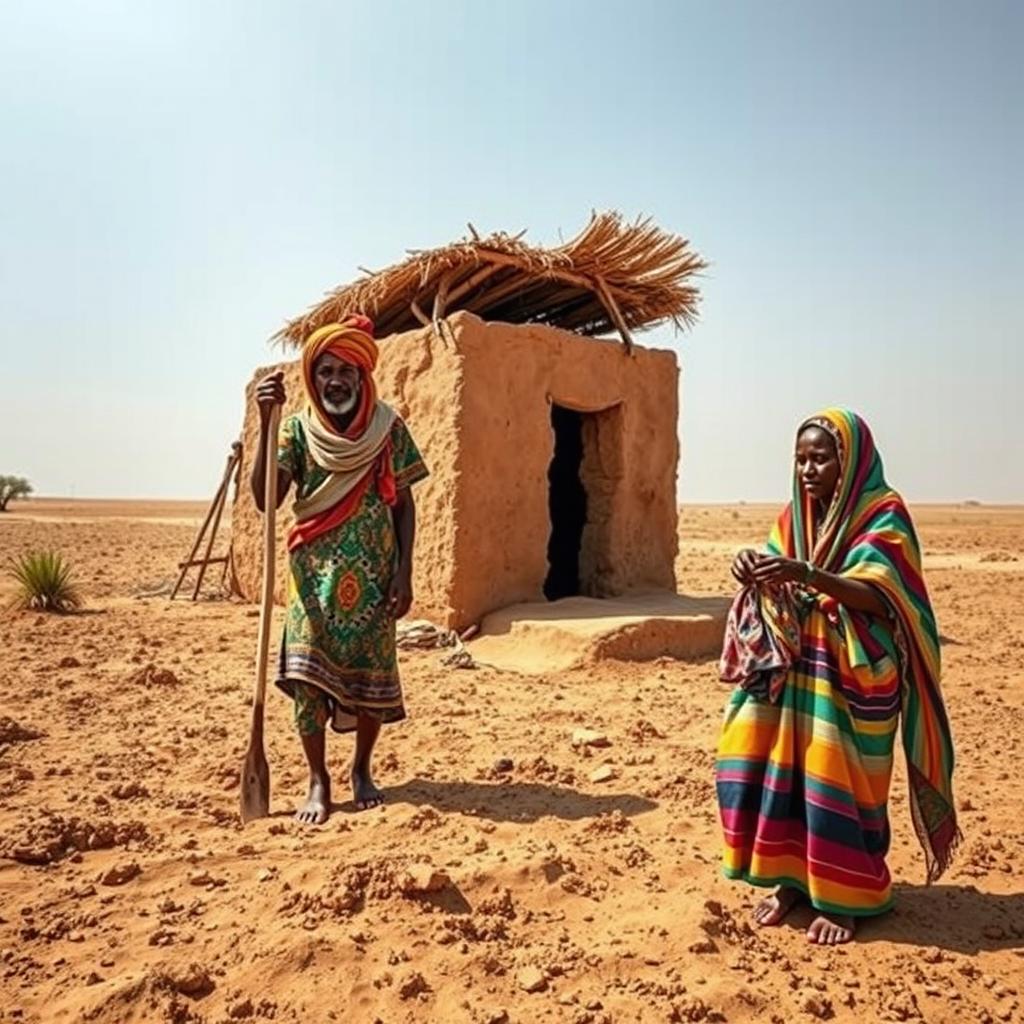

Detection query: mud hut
xmin=232 ymin=212 xmax=705 ymax=631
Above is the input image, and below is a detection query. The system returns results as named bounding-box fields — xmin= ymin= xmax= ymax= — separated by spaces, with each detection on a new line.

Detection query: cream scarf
xmin=293 ymin=402 xmax=397 ymax=521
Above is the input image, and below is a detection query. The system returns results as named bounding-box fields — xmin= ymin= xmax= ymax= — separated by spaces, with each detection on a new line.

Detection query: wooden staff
xmin=239 ymin=405 xmax=279 ymax=822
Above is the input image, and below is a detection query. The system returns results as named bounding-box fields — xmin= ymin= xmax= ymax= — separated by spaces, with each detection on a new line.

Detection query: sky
xmin=1 ymin=0 xmax=1021 ymax=504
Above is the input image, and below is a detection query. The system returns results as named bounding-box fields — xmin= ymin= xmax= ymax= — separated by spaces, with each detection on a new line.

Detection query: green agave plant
xmin=8 ymin=551 xmax=83 ymax=613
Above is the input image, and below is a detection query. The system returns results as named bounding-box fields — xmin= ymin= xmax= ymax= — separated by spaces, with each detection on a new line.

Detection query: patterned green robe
xmin=274 ymin=413 xmax=428 ymax=733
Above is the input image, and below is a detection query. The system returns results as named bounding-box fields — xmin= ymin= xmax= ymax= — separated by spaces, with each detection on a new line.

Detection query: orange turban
xmin=302 ymin=315 xmax=379 ymax=435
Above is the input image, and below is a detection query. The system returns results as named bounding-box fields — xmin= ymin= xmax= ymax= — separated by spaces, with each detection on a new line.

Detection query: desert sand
xmin=1 ymin=499 xmax=1022 ymax=1023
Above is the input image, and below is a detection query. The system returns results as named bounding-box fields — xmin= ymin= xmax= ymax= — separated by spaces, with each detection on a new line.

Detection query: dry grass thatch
xmin=273 ymin=211 xmax=705 ymax=353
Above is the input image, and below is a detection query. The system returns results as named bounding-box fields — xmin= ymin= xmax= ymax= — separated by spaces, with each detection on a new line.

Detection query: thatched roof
xmin=273 ymin=211 xmax=705 ymax=354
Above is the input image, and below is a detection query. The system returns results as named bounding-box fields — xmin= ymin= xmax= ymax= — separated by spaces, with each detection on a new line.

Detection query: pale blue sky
xmin=2 ymin=1 xmax=1021 ymax=502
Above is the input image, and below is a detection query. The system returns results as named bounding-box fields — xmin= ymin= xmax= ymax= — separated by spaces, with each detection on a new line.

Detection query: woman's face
xmin=795 ymin=425 xmax=841 ymax=506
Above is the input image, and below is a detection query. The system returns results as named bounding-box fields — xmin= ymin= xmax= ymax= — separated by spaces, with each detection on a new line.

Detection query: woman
xmin=715 ymin=408 xmax=959 ymax=944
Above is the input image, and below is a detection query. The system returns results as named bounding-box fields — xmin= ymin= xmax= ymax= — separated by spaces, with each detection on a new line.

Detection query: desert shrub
xmin=7 ymin=551 xmax=82 ymax=613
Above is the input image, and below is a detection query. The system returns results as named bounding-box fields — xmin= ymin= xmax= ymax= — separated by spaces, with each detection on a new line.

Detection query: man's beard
xmin=321 ymin=391 xmax=358 ymax=416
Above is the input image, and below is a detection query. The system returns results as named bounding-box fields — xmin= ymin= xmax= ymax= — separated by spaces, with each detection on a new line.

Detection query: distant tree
xmin=0 ymin=476 xmax=33 ymax=511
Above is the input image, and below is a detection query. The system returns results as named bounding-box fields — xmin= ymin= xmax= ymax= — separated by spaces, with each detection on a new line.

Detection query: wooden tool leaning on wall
xmin=170 ymin=441 xmax=242 ymax=601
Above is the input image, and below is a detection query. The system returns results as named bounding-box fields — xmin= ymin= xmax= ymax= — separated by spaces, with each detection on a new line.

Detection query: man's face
xmin=314 ymin=351 xmax=360 ymax=416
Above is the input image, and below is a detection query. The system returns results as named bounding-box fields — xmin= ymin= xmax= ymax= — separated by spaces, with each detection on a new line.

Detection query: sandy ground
xmin=1 ymin=499 xmax=1022 ymax=1024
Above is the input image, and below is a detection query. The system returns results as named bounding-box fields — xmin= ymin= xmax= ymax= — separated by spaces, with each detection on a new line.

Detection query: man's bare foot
xmin=806 ymin=913 xmax=855 ymax=945
xmin=351 ymin=766 xmax=384 ymax=811
xmin=295 ymin=773 xmax=331 ymax=825
xmin=753 ymin=886 xmax=803 ymax=926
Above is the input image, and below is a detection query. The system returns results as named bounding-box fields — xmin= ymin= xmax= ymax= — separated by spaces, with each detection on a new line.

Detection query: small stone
xmin=688 ymin=938 xmax=718 ymax=955
xmin=85 ymin=971 xmax=103 ymax=985
xmin=397 ymin=970 xmax=430 ymax=1000
xmin=100 ymin=861 xmax=141 ymax=886
xmin=188 ymin=869 xmax=225 ymax=887
xmin=589 ymin=765 xmax=617 ymax=784
xmin=401 ymin=864 xmax=450 ymax=895
xmin=110 ymin=781 xmax=150 ymax=800
xmin=572 ymin=729 xmax=610 ymax=748
xmin=228 ymin=998 xmax=254 ymax=1019
xmin=493 ymin=758 xmax=514 ymax=774
xmin=802 ymin=993 xmax=834 ymax=1019
xmin=257 ymin=868 xmax=274 ymax=882
xmin=518 ymin=966 xmax=548 ymax=993
xmin=166 ymin=962 xmax=214 ymax=997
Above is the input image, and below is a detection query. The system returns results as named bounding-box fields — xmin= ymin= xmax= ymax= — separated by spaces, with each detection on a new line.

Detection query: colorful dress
xmin=715 ymin=409 xmax=959 ymax=917
xmin=274 ymin=413 xmax=428 ymax=734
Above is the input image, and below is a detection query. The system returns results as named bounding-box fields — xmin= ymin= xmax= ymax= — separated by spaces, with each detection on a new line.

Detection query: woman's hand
xmin=731 ymin=548 xmax=762 ymax=585
xmin=751 ymin=556 xmax=808 ymax=586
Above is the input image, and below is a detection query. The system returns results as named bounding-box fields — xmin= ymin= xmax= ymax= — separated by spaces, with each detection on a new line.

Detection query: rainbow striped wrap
xmin=716 ymin=408 xmax=959 ymax=916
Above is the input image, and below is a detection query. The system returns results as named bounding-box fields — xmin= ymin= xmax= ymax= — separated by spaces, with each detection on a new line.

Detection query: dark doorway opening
xmin=544 ymin=405 xmax=588 ymax=600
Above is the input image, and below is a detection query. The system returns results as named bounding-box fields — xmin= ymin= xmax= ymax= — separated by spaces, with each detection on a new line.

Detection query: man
xmin=251 ymin=315 xmax=428 ymax=824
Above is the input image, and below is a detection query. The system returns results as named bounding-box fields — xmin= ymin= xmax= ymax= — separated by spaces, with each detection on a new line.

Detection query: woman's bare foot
xmin=806 ymin=913 xmax=855 ymax=945
xmin=295 ymin=773 xmax=331 ymax=825
xmin=351 ymin=766 xmax=384 ymax=811
xmin=753 ymin=886 xmax=803 ymax=926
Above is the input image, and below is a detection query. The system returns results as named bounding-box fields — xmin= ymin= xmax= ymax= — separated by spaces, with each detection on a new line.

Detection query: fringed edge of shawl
xmin=894 ymin=614 xmax=962 ymax=883
xmin=908 ymin=762 xmax=963 ymax=883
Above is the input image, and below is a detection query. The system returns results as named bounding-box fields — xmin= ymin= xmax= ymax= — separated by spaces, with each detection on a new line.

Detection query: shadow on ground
xmin=384 ymin=776 xmax=658 ymax=823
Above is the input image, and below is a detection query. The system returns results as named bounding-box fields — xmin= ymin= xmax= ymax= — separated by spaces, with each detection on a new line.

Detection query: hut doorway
xmin=544 ymin=402 xmax=622 ymax=601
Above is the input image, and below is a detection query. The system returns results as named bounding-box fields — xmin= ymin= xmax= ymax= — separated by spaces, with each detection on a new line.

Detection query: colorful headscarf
xmin=769 ymin=408 xmax=960 ymax=880
xmin=302 ymin=315 xmax=379 ymax=436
